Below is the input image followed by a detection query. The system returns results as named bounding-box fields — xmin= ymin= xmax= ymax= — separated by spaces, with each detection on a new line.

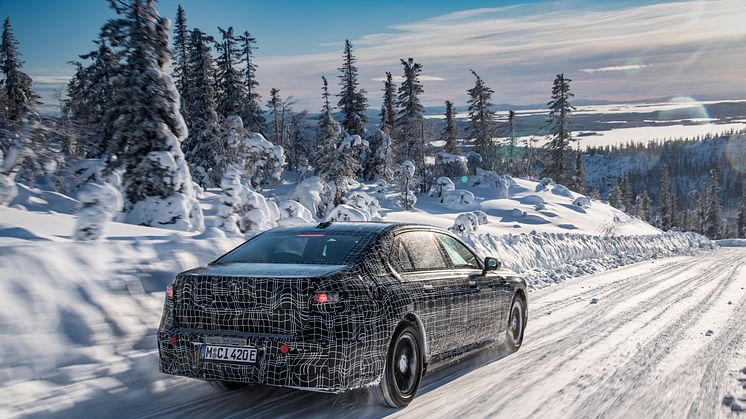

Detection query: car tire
xmin=373 ymin=323 xmax=423 ymax=408
xmin=208 ymin=380 xmax=248 ymax=391
xmin=505 ymin=295 xmax=526 ymax=352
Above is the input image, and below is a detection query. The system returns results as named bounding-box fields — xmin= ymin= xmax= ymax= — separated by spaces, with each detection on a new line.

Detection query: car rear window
xmin=214 ymin=231 xmax=373 ymax=265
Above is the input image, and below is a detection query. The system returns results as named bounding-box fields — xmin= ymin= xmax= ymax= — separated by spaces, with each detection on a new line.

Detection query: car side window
xmin=390 ymin=238 xmax=414 ymax=272
xmin=435 ymin=233 xmax=480 ymax=269
xmin=397 ymin=231 xmax=449 ymax=271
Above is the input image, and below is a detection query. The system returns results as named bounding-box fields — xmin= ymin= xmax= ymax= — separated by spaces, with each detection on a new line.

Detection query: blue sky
xmin=2 ymin=0 xmax=746 ymax=111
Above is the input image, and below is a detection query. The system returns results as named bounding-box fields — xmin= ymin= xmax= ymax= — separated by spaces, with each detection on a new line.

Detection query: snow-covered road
xmin=26 ymin=248 xmax=746 ymax=418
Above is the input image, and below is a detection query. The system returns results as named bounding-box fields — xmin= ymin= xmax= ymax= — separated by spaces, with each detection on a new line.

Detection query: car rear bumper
xmin=157 ymin=327 xmax=380 ymax=392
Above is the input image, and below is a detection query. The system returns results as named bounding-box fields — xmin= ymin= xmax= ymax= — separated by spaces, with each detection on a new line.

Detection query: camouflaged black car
xmin=158 ymin=222 xmax=527 ymax=407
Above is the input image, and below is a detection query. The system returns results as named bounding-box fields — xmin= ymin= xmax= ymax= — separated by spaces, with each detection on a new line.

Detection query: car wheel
xmin=505 ymin=296 xmax=525 ymax=352
xmin=373 ymin=324 xmax=423 ymax=408
xmin=208 ymin=380 xmax=248 ymax=391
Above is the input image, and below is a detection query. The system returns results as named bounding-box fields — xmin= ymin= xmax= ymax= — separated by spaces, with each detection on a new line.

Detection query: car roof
xmin=268 ymin=221 xmax=443 ymax=236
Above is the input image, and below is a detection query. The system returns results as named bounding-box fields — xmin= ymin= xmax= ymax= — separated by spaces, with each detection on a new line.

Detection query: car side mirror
xmin=483 ymin=256 xmax=501 ymax=274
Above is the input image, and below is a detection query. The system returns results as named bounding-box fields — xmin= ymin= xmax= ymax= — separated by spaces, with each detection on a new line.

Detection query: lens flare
xmin=657 ymin=96 xmax=710 ymax=122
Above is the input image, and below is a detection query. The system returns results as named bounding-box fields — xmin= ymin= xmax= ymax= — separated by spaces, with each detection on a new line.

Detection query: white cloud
xmin=253 ymin=0 xmax=746 ymax=109
xmin=579 ymin=64 xmax=653 ymax=74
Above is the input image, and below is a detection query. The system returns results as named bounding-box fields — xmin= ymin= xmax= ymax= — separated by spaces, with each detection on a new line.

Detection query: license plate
xmin=200 ymin=345 xmax=257 ymax=363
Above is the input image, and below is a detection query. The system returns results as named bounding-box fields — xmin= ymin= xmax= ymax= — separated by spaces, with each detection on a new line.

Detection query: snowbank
xmin=463 ymin=231 xmax=715 ymax=289
xmin=716 ymin=238 xmax=746 ymax=247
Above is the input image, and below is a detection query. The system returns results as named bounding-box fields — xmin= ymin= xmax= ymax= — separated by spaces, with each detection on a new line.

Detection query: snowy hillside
xmin=373 ymin=176 xmax=659 ymax=236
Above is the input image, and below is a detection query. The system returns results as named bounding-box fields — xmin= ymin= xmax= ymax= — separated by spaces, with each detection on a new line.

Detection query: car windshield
xmin=214 ymin=231 xmax=372 ymax=265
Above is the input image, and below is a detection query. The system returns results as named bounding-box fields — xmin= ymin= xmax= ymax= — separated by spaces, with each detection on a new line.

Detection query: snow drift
xmin=463 ymin=231 xmax=716 ymax=289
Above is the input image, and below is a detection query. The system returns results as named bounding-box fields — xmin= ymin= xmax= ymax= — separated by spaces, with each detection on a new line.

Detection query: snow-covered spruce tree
xmin=466 ymin=70 xmax=496 ymax=161
xmin=266 ymin=87 xmax=283 ymax=145
xmin=215 ymin=26 xmax=244 ymax=118
xmin=315 ymin=77 xmax=340 ymax=174
xmin=442 ymin=100 xmax=459 ymax=154
xmin=656 ymin=167 xmax=673 ymax=230
xmin=1 ymin=18 xmax=40 ymax=128
xmin=0 ymin=148 xmax=18 ymax=205
xmin=738 ymin=183 xmax=746 ymax=238
xmin=505 ymin=110 xmax=518 ymax=168
xmin=102 ymin=0 xmax=203 ymax=231
xmin=703 ymin=168 xmax=722 ymax=239
xmin=286 ymin=110 xmax=312 ymax=174
xmin=237 ymin=31 xmax=265 ymax=133
xmin=573 ymin=151 xmax=586 ymax=195
xmin=215 ymin=164 xmax=242 ymax=234
xmin=397 ymin=160 xmax=417 ymax=210
xmin=172 ymin=4 xmax=189 ymax=113
xmin=325 ymin=134 xmax=366 ymax=205
xmin=216 ymin=164 xmax=278 ymax=234
xmin=638 ymin=191 xmax=652 ymax=222
xmin=395 ymin=58 xmax=425 ymax=168
xmin=608 ymin=181 xmax=622 ymax=209
xmin=380 ymin=71 xmax=396 ymax=134
xmin=620 ymin=171 xmax=633 ymax=212
xmin=75 ymin=172 xmax=124 ymax=240
xmin=64 ymin=36 xmax=120 ymax=158
xmin=182 ymin=28 xmax=224 ymax=187
xmin=543 ymin=73 xmax=576 ymax=185
xmin=337 ymin=39 xmax=367 ymax=137
xmin=363 ymin=128 xmax=392 ymax=181
xmin=242 ymin=132 xmax=285 ymax=190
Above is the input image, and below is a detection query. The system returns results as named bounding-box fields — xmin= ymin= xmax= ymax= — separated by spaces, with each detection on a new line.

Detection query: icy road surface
xmin=32 ymin=249 xmax=746 ymax=418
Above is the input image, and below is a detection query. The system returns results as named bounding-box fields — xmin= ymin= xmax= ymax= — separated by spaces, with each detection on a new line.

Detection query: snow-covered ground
xmin=0 ymin=173 xmax=722 ymax=417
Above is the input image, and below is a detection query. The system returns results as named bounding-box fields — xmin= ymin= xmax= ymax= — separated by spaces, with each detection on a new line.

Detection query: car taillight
xmin=312 ymin=292 xmax=340 ymax=304
xmin=166 ymin=285 xmax=174 ymax=299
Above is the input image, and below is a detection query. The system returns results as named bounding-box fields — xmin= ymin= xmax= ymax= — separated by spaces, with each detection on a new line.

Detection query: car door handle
xmin=423 ymin=284 xmax=434 ymax=292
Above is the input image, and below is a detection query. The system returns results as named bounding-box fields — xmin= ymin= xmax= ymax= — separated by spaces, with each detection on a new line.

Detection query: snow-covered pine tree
xmin=1 ymin=18 xmax=40 ymax=128
xmin=215 ymin=26 xmax=243 ymax=118
xmin=544 ymin=73 xmax=576 ymax=185
xmin=466 ymin=70 xmax=496 ymax=160
xmin=635 ymin=191 xmax=651 ymax=221
xmin=325 ymin=133 xmax=365 ymax=205
xmin=738 ymin=183 xmax=746 ymax=238
xmin=442 ymin=100 xmax=459 ymax=154
xmin=172 ymin=4 xmax=189 ymax=113
xmin=574 ymin=151 xmax=586 ymax=195
xmin=380 ymin=72 xmax=396 ymax=134
xmin=286 ymin=110 xmax=312 ymax=174
xmin=314 ymin=76 xmax=353 ymax=205
xmin=656 ymin=167 xmax=672 ymax=230
xmin=505 ymin=110 xmax=518 ymax=167
xmin=182 ymin=28 xmax=224 ymax=187
xmin=620 ymin=171 xmax=633 ymax=212
xmin=395 ymin=58 xmax=425 ymax=167
xmin=237 ymin=31 xmax=264 ymax=133
xmin=608 ymin=181 xmax=622 ymax=209
xmin=64 ymin=36 xmax=120 ymax=158
xmin=266 ymin=87 xmax=283 ymax=145
xmin=337 ymin=39 xmax=367 ymax=137
xmin=398 ymin=160 xmax=417 ymax=210
xmin=703 ymin=168 xmax=722 ymax=239
xmin=363 ymin=128 xmax=391 ymax=181
xmin=102 ymin=0 xmax=203 ymax=231
xmin=315 ymin=77 xmax=340 ymax=175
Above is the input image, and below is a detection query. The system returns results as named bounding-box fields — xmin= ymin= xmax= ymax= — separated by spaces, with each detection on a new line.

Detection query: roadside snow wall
xmin=463 ymin=231 xmax=716 ymax=289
